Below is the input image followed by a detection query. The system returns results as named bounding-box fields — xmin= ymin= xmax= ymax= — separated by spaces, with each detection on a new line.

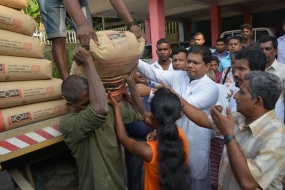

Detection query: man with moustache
xmin=227 ymin=48 xmax=284 ymax=123
xmin=229 ymin=49 xmax=266 ymax=112
xmin=258 ymin=35 xmax=285 ymax=122
xmin=138 ymin=45 xmax=219 ymax=189
xmin=152 ymin=38 xmax=173 ymax=71
xmin=193 ymin=32 xmax=205 ymax=45
xmin=240 ymin=23 xmax=258 ymax=50
xmin=219 ymin=36 xmax=242 ymax=72
xmin=166 ymin=71 xmax=285 ymax=190
xmin=172 ymin=47 xmax=187 ymax=71
xmin=136 ymin=38 xmax=173 ymax=96
xmin=212 ymin=38 xmax=229 ymax=61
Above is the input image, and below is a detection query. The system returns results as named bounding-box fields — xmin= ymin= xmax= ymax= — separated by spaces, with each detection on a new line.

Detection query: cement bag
xmin=0 ymin=5 xmax=36 ymax=35
xmin=0 ymin=29 xmax=45 ymax=58
xmin=0 ymin=0 xmax=29 ymax=10
xmin=70 ymin=61 xmax=127 ymax=98
xmin=70 ymin=30 xmax=144 ymax=99
xmin=0 ymin=78 xmax=63 ymax=109
xmin=0 ymin=99 xmax=68 ymax=132
xmin=89 ymin=30 xmax=145 ymax=80
xmin=0 ymin=55 xmax=52 ymax=81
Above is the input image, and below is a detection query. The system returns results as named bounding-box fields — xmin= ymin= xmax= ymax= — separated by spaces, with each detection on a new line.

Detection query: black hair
xmin=229 ymin=36 xmax=242 ymax=44
xmin=283 ymin=18 xmax=285 ymax=25
xmin=172 ymin=47 xmax=187 ymax=56
xmin=258 ymin=35 xmax=278 ymax=49
xmin=187 ymin=45 xmax=212 ymax=64
xmin=240 ymin=23 xmax=253 ymax=31
xmin=194 ymin=32 xmax=204 ymax=38
xmin=216 ymin=38 xmax=226 ymax=44
xmin=235 ymin=49 xmax=266 ymax=71
xmin=211 ymin=56 xmax=220 ymax=66
xmin=157 ymin=38 xmax=171 ymax=47
xmin=61 ymin=75 xmax=88 ymax=102
xmin=151 ymin=88 xmax=190 ymax=190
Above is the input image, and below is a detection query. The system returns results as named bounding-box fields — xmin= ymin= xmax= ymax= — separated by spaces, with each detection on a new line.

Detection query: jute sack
xmin=0 ymin=99 xmax=68 ymax=132
xmin=0 ymin=29 xmax=45 ymax=58
xmin=0 ymin=0 xmax=29 ymax=10
xmin=0 ymin=5 xmax=36 ymax=35
xmin=0 ymin=78 xmax=63 ymax=109
xmin=0 ymin=55 xmax=52 ymax=81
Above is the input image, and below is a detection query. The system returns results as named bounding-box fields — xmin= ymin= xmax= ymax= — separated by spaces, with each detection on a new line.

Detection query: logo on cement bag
xmin=9 ymin=112 xmax=32 ymax=125
xmin=11 ymin=19 xmax=22 ymax=29
xmin=0 ymin=89 xmax=21 ymax=99
xmin=107 ymin=31 xmax=126 ymax=41
xmin=0 ymin=64 xmax=5 ymax=73
xmin=46 ymin=87 xmax=54 ymax=95
xmin=54 ymin=106 xmax=62 ymax=114
xmin=31 ymin=65 xmax=40 ymax=74
xmin=23 ymin=42 xmax=32 ymax=51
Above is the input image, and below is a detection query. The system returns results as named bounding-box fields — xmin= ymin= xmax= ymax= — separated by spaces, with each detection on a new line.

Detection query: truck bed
xmin=0 ymin=116 xmax=64 ymax=163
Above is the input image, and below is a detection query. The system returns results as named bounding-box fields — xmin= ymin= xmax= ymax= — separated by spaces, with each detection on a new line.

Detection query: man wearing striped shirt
xmin=166 ymin=71 xmax=285 ymax=189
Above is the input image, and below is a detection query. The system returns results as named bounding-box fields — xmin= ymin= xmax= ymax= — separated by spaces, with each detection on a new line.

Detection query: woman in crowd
xmin=109 ymin=88 xmax=190 ymax=190
xmin=210 ymin=56 xmax=223 ymax=83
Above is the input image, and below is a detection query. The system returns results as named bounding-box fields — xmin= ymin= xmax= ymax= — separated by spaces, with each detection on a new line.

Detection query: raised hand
xmin=72 ymin=45 xmax=92 ymax=65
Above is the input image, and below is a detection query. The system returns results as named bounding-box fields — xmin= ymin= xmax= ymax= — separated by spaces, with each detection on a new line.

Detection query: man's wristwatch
xmin=224 ymin=135 xmax=235 ymax=144
xmin=127 ymin=21 xmax=139 ymax=31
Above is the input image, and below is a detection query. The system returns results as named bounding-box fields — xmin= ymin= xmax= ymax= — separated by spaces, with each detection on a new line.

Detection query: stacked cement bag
xmin=0 ymin=2 xmax=68 ymax=132
xmin=70 ymin=30 xmax=145 ymax=99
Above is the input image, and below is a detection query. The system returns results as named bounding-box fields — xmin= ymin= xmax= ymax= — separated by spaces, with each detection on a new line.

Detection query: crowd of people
xmin=37 ymin=0 xmax=285 ymax=189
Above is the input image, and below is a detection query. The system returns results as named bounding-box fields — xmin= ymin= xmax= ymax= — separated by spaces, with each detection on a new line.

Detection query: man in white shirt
xmin=258 ymin=35 xmax=285 ymax=81
xmin=136 ymin=38 xmax=173 ymax=96
xmin=259 ymin=35 xmax=285 ymax=123
xmin=229 ymin=49 xmax=265 ymax=110
xmin=151 ymin=38 xmax=173 ymax=71
xmin=277 ymin=18 xmax=285 ymax=64
xmin=138 ymin=45 xmax=219 ymax=189
xmin=229 ymin=49 xmax=284 ymax=122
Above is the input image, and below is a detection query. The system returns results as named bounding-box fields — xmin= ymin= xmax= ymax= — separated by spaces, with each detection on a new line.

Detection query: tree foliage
xmin=23 ymin=0 xmax=41 ymax=28
xmin=23 ymin=0 xmax=41 ymax=26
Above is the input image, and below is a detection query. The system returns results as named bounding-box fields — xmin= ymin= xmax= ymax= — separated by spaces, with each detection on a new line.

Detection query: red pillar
xmin=210 ymin=6 xmax=221 ymax=47
xmin=145 ymin=19 xmax=151 ymax=44
xmin=149 ymin=0 xmax=166 ymax=61
xmin=244 ymin=13 xmax=252 ymax=24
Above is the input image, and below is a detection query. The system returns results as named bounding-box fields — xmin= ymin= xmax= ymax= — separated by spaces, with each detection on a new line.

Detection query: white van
xmin=220 ymin=27 xmax=283 ymax=42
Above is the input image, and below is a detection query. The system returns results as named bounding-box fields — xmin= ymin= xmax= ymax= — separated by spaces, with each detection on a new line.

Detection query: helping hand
xmin=130 ymin=25 xmax=146 ymax=42
xmin=146 ymin=131 xmax=157 ymax=141
xmin=210 ymin=106 xmax=234 ymax=136
xmin=77 ymin=23 xmax=99 ymax=49
xmin=72 ymin=45 xmax=92 ymax=65
xmin=108 ymin=91 xmax=119 ymax=107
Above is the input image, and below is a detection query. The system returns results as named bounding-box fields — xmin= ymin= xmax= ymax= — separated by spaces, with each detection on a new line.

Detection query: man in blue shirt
xmin=212 ymin=38 xmax=229 ymax=61
xmin=219 ymin=36 xmax=242 ymax=72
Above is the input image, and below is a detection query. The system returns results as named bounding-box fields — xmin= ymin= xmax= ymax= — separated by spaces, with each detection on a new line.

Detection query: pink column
xmin=210 ymin=5 xmax=221 ymax=47
xmin=145 ymin=19 xmax=151 ymax=44
xmin=244 ymin=13 xmax=252 ymax=24
xmin=148 ymin=0 xmax=166 ymax=61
